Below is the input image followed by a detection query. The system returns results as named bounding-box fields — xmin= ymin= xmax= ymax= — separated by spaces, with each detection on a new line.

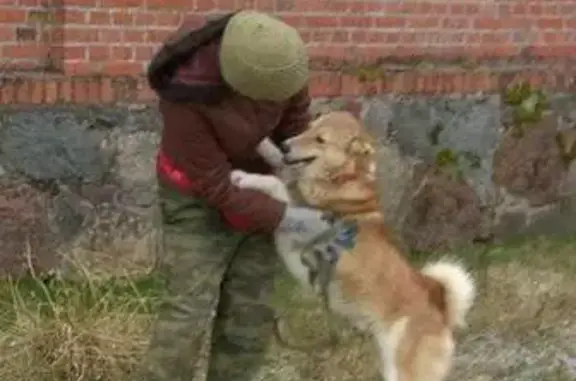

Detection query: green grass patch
xmin=0 ymin=234 xmax=575 ymax=381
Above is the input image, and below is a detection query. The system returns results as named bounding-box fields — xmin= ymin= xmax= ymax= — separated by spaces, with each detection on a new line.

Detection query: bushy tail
xmin=421 ymin=259 xmax=476 ymax=328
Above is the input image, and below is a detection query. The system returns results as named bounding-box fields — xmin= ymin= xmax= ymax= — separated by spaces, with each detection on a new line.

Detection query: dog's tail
xmin=421 ymin=259 xmax=476 ymax=328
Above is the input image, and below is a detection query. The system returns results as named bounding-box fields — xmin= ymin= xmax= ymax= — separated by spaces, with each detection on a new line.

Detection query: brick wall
xmin=0 ymin=0 xmax=575 ymax=104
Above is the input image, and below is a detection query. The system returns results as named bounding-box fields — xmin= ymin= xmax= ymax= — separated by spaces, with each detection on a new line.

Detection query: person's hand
xmin=276 ymin=206 xmax=331 ymax=244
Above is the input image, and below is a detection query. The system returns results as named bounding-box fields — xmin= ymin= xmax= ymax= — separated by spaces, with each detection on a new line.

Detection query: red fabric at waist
xmin=156 ymin=149 xmax=195 ymax=191
xmin=155 ymin=149 xmax=253 ymax=231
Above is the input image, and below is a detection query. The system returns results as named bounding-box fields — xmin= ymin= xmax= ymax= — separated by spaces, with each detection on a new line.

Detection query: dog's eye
xmin=315 ymin=136 xmax=326 ymax=144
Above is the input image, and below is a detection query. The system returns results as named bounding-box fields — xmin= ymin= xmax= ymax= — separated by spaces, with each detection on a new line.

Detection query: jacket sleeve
xmin=272 ymin=86 xmax=312 ymax=143
xmin=159 ymin=100 xmax=286 ymax=233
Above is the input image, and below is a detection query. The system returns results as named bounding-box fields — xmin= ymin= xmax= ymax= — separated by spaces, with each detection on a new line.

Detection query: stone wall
xmin=1 ymin=90 xmax=576 ymax=276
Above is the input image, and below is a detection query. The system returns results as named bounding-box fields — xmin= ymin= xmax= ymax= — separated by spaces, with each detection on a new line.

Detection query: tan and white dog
xmin=231 ymin=111 xmax=476 ymax=381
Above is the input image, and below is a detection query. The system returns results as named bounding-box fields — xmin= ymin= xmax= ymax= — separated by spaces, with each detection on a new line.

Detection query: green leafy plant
xmin=504 ymin=81 xmax=549 ymax=137
xmin=434 ymin=148 xmax=482 ymax=180
xmin=435 ymin=148 xmax=458 ymax=167
xmin=355 ymin=65 xmax=381 ymax=83
xmin=435 ymin=148 xmax=464 ymax=180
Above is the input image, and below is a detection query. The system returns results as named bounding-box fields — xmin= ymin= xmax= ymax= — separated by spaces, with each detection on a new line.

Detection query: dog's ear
xmin=347 ymin=135 xmax=377 ymax=183
xmin=347 ymin=135 xmax=375 ymax=157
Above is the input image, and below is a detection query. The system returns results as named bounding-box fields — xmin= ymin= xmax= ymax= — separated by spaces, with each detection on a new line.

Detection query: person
xmin=137 ymin=10 xmax=334 ymax=381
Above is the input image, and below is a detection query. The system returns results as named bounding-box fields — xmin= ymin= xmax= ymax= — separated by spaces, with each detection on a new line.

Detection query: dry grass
xmin=0 ymin=236 xmax=575 ymax=381
xmin=255 ymin=236 xmax=576 ymax=381
xmin=0 ymin=260 xmax=161 ymax=381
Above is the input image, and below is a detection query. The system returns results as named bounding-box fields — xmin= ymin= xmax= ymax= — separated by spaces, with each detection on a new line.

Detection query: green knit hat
xmin=219 ymin=11 xmax=309 ymax=101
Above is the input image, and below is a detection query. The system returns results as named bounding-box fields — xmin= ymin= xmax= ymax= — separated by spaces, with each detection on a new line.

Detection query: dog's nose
xmin=279 ymin=142 xmax=291 ymax=154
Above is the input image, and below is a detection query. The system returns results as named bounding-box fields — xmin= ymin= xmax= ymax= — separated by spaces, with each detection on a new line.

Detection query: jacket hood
xmin=147 ymin=13 xmax=236 ymax=103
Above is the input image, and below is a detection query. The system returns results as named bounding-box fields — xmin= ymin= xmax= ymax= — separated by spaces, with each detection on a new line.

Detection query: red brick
xmin=147 ymin=0 xmax=190 ymax=9
xmin=63 ymin=61 xmax=99 ymax=75
xmin=473 ymin=17 xmax=528 ymax=30
xmin=0 ymin=0 xmax=574 ymax=105
xmin=340 ymin=16 xmax=372 ymax=28
xmin=88 ymin=79 xmax=101 ymax=102
xmin=278 ymin=15 xmax=303 ymax=27
xmin=123 ymin=30 xmax=148 ymax=43
xmin=44 ymin=80 xmax=59 ymax=104
xmin=309 ymin=71 xmax=341 ymax=97
xmin=195 ymin=0 xmax=217 ymax=11
xmin=88 ymin=45 xmax=109 ymax=61
xmin=0 ymin=9 xmax=26 ymax=23
xmin=102 ymin=61 xmax=143 ymax=75
xmin=100 ymin=77 xmax=115 ymax=103
xmin=59 ymin=79 xmax=73 ymax=102
xmin=374 ymin=16 xmax=406 ymax=28
xmin=0 ymin=26 xmax=15 ymax=40
xmin=134 ymin=11 xmax=156 ymax=26
xmin=407 ymin=17 xmax=440 ymax=28
xmin=88 ymin=10 xmax=111 ymax=24
xmin=63 ymin=28 xmax=99 ymax=42
xmin=156 ymin=11 xmax=182 ymax=26
xmin=19 ymin=0 xmax=40 ymax=5
xmin=341 ymin=75 xmax=381 ymax=96
xmin=15 ymin=80 xmax=31 ymax=104
xmin=275 ymin=0 xmax=294 ymax=11
xmin=99 ymin=29 xmax=123 ymax=42
xmin=443 ymin=18 xmax=470 ymax=29
xmin=215 ymin=0 xmax=234 ymax=9
xmin=449 ymin=3 xmax=481 ymax=15
xmin=0 ymin=83 xmax=16 ymax=104
xmin=539 ymin=32 xmax=571 ymax=45
xmin=480 ymin=32 xmax=510 ymax=45
xmin=111 ymin=46 xmax=133 ymax=60
xmin=72 ymin=78 xmax=89 ymax=103
xmin=255 ymin=0 xmax=274 ymax=11
xmin=146 ymin=29 xmax=171 ymax=43
xmin=2 ymin=44 xmax=48 ymax=59
xmin=63 ymin=46 xmax=86 ymax=60
xmin=305 ymin=16 xmax=339 ymax=28
xmin=100 ymin=0 xmax=142 ymax=7
xmin=30 ymin=81 xmax=44 ymax=104
xmin=112 ymin=11 xmax=134 ymax=25
xmin=537 ymin=18 xmax=564 ymax=29
xmin=528 ymin=46 xmax=576 ymax=58
xmin=61 ymin=9 xmax=86 ymax=24
xmin=135 ymin=45 xmax=156 ymax=60
xmin=63 ymin=0 xmax=97 ymax=5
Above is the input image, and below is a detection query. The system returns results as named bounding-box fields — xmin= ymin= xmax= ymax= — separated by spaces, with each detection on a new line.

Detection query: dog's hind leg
xmin=405 ymin=329 xmax=454 ymax=381
xmin=373 ymin=317 xmax=408 ymax=381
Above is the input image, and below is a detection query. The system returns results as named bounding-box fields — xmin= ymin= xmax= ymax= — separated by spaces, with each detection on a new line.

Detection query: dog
xmin=231 ymin=111 xmax=476 ymax=381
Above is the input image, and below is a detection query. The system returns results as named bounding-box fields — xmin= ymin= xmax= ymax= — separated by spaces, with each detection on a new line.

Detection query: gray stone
xmin=112 ymin=130 xmax=160 ymax=191
xmin=2 ymin=93 xmax=576 ymax=277
xmin=362 ymin=98 xmax=394 ymax=140
xmin=0 ymin=109 xmax=112 ymax=184
xmin=0 ymin=183 xmax=58 ymax=276
xmin=0 ymin=106 xmax=162 ymax=277
xmin=361 ymin=99 xmax=427 ymax=240
xmin=386 ymin=95 xmax=502 ymax=205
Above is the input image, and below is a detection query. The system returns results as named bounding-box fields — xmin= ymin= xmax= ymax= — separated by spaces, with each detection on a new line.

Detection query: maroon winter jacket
xmin=147 ymin=13 xmax=311 ymax=233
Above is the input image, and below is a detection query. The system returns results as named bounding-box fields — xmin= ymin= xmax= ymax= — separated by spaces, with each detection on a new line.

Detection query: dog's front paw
xmin=230 ymin=170 xmax=248 ymax=187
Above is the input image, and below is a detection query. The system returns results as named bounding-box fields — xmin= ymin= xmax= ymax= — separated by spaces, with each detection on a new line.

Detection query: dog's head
xmin=282 ymin=111 xmax=379 ymax=216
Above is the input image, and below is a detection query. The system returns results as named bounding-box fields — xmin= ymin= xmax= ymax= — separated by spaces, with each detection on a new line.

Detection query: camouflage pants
xmin=136 ymin=184 xmax=278 ymax=381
